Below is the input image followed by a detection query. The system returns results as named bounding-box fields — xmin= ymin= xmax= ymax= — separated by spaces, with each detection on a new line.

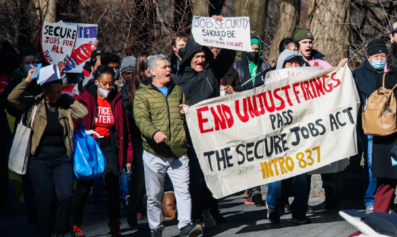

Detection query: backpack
xmin=362 ymin=73 xmax=397 ymax=136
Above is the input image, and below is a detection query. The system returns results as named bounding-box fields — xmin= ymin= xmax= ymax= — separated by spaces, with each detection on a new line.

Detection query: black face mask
xmin=247 ymin=52 xmax=259 ymax=63
xmin=178 ymin=47 xmax=186 ymax=59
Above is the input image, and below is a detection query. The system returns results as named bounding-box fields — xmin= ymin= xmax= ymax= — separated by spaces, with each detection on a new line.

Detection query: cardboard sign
xmin=185 ymin=66 xmax=360 ymax=198
xmin=308 ymin=59 xmax=333 ymax=70
xmin=41 ymin=20 xmax=78 ymax=65
xmin=191 ymin=16 xmax=252 ymax=51
xmin=264 ymin=67 xmax=320 ymax=84
xmin=64 ymin=23 xmax=98 ymax=73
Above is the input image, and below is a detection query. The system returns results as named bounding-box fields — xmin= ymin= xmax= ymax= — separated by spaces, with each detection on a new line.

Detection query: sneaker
xmin=202 ymin=209 xmax=216 ymax=227
xmin=307 ymin=206 xmax=314 ymax=215
xmin=70 ymin=225 xmax=86 ymax=237
xmin=179 ymin=223 xmax=203 ymax=237
xmin=151 ymin=227 xmax=164 ymax=237
xmin=108 ymin=221 xmax=122 ymax=237
xmin=291 ymin=216 xmax=311 ymax=225
xmin=365 ymin=205 xmax=374 ymax=214
xmin=267 ymin=206 xmax=280 ymax=224
xmin=283 ymin=204 xmax=291 ymax=214
xmin=251 ymin=191 xmax=264 ymax=206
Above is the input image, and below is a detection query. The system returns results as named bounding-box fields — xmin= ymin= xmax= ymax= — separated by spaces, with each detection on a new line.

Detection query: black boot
xmin=324 ymin=186 xmax=339 ymax=209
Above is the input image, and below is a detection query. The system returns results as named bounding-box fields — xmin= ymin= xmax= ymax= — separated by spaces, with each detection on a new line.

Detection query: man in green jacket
xmin=133 ymin=54 xmax=202 ymax=237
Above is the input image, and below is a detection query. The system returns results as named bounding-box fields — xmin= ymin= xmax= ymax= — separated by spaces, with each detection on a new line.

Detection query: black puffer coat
xmin=173 ymin=40 xmax=236 ymax=106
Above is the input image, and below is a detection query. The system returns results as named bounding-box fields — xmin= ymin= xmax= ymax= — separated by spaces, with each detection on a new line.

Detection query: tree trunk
xmin=235 ymin=0 xmax=269 ymax=39
xmin=268 ymin=0 xmax=301 ymax=66
xmin=307 ymin=0 xmax=350 ymax=66
xmin=193 ymin=0 xmax=209 ymax=17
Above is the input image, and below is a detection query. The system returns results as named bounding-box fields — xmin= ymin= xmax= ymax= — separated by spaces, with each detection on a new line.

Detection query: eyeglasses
xmin=123 ymin=72 xmax=133 ymax=76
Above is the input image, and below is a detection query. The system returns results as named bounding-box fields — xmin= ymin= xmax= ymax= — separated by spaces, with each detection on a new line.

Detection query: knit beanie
xmin=367 ymin=39 xmax=387 ymax=56
xmin=120 ymin=56 xmax=137 ymax=73
xmin=251 ymin=38 xmax=262 ymax=51
xmin=294 ymin=27 xmax=314 ymax=42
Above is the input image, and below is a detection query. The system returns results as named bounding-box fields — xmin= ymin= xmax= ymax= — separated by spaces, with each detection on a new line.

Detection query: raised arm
xmin=7 ymin=68 xmax=37 ymax=111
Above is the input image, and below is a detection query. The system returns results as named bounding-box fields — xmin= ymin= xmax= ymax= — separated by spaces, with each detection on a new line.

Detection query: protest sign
xmin=191 ymin=16 xmax=252 ymax=51
xmin=41 ymin=20 xmax=78 ymax=65
xmin=64 ymin=23 xmax=98 ymax=73
xmin=185 ymin=66 xmax=360 ymax=199
xmin=308 ymin=59 xmax=333 ymax=70
xmin=264 ymin=67 xmax=320 ymax=85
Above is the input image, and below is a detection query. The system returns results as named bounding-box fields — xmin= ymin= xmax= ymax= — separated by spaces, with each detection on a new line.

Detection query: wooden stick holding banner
xmin=240 ymin=72 xmax=260 ymax=87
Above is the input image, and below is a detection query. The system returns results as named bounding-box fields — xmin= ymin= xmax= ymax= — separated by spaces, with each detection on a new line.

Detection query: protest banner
xmin=308 ymin=59 xmax=333 ymax=70
xmin=64 ymin=23 xmax=98 ymax=73
xmin=264 ymin=67 xmax=320 ymax=85
xmin=191 ymin=16 xmax=252 ymax=51
xmin=185 ymin=66 xmax=360 ymax=199
xmin=41 ymin=20 xmax=78 ymax=65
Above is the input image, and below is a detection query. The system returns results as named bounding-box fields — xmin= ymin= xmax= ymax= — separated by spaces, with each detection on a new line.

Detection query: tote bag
xmin=8 ymin=105 xmax=37 ymax=175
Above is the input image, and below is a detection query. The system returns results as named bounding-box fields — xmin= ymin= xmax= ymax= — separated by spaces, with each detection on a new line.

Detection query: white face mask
xmin=96 ymin=81 xmax=111 ymax=98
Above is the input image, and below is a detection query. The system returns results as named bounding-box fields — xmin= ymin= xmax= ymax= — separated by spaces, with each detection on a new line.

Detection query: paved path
xmin=2 ymin=187 xmax=363 ymax=237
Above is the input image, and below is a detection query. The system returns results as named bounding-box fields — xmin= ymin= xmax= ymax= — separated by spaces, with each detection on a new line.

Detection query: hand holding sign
xmin=192 ymin=16 xmax=251 ymax=51
xmin=26 ymin=68 xmax=38 ymax=83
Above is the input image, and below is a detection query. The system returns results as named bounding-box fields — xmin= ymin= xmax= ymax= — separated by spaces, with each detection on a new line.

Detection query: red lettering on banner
xmin=211 ymin=105 xmax=227 ymax=130
xmin=309 ymin=79 xmax=318 ymax=98
xmin=281 ymin=85 xmax=293 ymax=106
xmin=300 ymin=82 xmax=308 ymax=101
xmin=235 ymin=99 xmax=249 ymax=122
xmin=247 ymin=96 xmax=260 ymax=118
xmin=222 ymin=104 xmax=234 ymax=128
xmin=274 ymin=89 xmax=285 ymax=111
xmin=293 ymin=83 xmax=301 ymax=103
xmin=331 ymin=72 xmax=340 ymax=88
xmin=197 ymin=107 xmax=213 ymax=133
xmin=323 ymin=75 xmax=333 ymax=93
xmin=313 ymin=77 xmax=325 ymax=96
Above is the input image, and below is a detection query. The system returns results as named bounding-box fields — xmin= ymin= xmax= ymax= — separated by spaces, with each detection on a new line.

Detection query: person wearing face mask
xmin=234 ymin=33 xmax=271 ymax=90
xmin=352 ymin=38 xmax=388 ymax=214
xmin=7 ymin=66 xmax=88 ymax=237
xmin=170 ymin=32 xmax=189 ymax=78
xmin=70 ymin=65 xmax=133 ymax=237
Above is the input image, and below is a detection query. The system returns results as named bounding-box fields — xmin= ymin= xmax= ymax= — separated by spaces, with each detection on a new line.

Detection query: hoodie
xmin=234 ymin=33 xmax=271 ymax=91
xmin=173 ymin=40 xmax=236 ymax=106
xmin=276 ymin=49 xmax=305 ymax=70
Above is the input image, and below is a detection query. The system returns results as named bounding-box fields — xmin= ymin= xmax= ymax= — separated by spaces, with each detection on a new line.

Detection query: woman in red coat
xmin=70 ymin=65 xmax=133 ymax=237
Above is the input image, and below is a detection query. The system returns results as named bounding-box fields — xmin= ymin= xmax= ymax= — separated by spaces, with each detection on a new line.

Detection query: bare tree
xmin=235 ymin=0 xmax=269 ymax=39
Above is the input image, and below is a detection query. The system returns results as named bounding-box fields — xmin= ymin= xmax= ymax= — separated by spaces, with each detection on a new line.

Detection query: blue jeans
xmin=359 ymin=134 xmax=376 ymax=207
xmin=119 ymin=170 xmax=130 ymax=203
xmin=267 ymin=173 xmax=309 ymax=217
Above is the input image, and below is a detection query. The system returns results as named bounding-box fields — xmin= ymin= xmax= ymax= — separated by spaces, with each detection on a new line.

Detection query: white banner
xmin=191 ymin=16 xmax=252 ymax=51
xmin=64 ymin=23 xmax=98 ymax=73
xmin=264 ymin=67 xmax=320 ymax=85
xmin=185 ymin=66 xmax=360 ymax=199
xmin=41 ymin=20 xmax=78 ymax=65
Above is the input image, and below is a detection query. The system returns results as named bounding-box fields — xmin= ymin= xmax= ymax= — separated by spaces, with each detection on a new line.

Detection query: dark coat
xmin=174 ymin=40 xmax=236 ymax=106
xmin=120 ymin=80 xmax=141 ymax=142
xmin=170 ymin=53 xmax=181 ymax=76
xmin=76 ymin=80 xmax=133 ymax=171
xmin=352 ymin=59 xmax=384 ymax=134
xmin=222 ymin=66 xmax=242 ymax=92
xmin=372 ymin=72 xmax=397 ymax=179
xmin=234 ymin=33 xmax=271 ymax=91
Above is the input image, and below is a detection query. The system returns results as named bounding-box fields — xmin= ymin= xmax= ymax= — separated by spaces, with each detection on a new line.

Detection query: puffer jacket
xmin=8 ymin=80 xmax=88 ymax=157
xmin=133 ymin=77 xmax=187 ymax=158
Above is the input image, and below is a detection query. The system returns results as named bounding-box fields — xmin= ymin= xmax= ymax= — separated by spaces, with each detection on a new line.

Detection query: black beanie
xmin=367 ymin=39 xmax=387 ymax=56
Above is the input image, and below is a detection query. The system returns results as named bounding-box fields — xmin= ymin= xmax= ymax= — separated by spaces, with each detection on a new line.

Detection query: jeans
xmin=143 ymin=151 xmax=191 ymax=230
xmin=128 ymin=141 xmax=145 ymax=215
xmin=189 ymin=146 xmax=213 ymax=220
xmin=359 ymin=134 xmax=376 ymax=207
xmin=267 ymin=173 xmax=309 ymax=217
xmin=120 ymin=169 xmax=130 ymax=204
xmin=29 ymin=146 xmax=73 ymax=237
xmin=71 ymin=138 xmax=120 ymax=225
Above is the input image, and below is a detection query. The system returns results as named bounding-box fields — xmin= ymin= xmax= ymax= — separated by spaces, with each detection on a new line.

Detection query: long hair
xmin=387 ymin=42 xmax=397 ymax=73
xmin=128 ymin=51 xmax=151 ymax=103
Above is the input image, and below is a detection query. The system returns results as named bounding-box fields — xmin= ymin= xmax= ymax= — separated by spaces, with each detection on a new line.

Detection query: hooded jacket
xmin=234 ymin=33 xmax=271 ymax=90
xmin=352 ymin=59 xmax=384 ymax=134
xmin=133 ymin=78 xmax=187 ymax=158
xmin=174 ymin=40 xmax=236 ymax=106
xmin=76 ymin=80 xmax=133 ymax=171
xmin=276 ymin=49 xmax=305 ymax=69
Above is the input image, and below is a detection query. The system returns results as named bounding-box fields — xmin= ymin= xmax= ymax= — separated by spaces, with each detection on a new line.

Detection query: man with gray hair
xmin=133 ymin=54 xmax=202 ymax=237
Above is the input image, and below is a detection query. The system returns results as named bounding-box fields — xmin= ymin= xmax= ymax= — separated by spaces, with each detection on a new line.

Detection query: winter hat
xmin=251 ymin=37 xmax=262 ymax=51
xmin=367 ymin=39 xmax=387 ymax=56
xmin=294 ymin=27 xmax=314 ymax=42
xmin=120 ymin=56 xmax=137 ymax=73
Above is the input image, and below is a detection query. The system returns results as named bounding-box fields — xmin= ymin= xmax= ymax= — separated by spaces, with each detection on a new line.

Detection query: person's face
xmin=284 ymin=57 xmax=300 ymax=68
xmin=107 ymin=62 xmax=120 ymax=71
xmin=251 ymin=44 xmax=260 ymax=52
xmin=190 ymin=51 xmax=206 ymax=73
xmin=95 ymin=73 xmax=114 ymax=91
xmin=173 ymin=38 xmax=187 ymax=55
xmin=298 ymin=39 xmax=313 ymax=58
xmin=209 ymin=47 xmax=221 ymax=59
xmin=390 ymin=32 xmax=397 ymax=42
xmin=43 ymin=83 xmax=62 ymax=104
xmin=122 ymin=70 xmax=134 ymax=81
xmin=150 ymin=59 xmax=171 ymax=85
xmin=22 ymin=55 xmax=37 ymax=66
xmin=286 ymin=43 xmax=298 ymax=53
xmin=367 ymin=53 xmax=387 ymax=64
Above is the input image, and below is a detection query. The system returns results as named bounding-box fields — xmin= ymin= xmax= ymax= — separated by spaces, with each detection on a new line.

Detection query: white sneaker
xmin=202 ymin=209 xmax=216 ymax=227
